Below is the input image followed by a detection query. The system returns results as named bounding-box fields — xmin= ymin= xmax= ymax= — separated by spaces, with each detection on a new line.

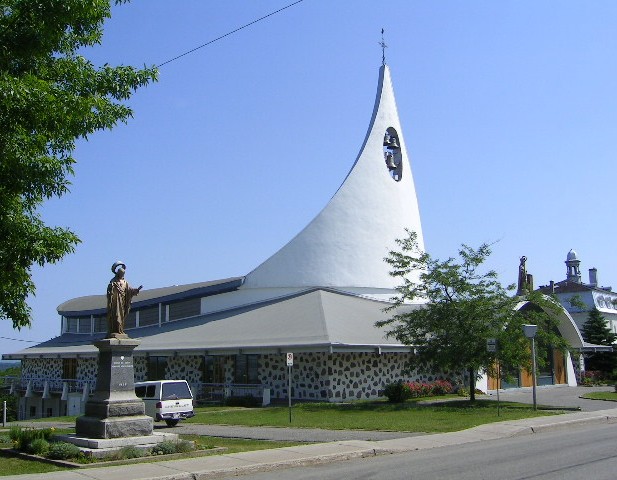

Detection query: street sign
xmin=486 ymin=338 xmax=497 ymax=352
xmin=286 ymin=352 xmax=294 ymax=366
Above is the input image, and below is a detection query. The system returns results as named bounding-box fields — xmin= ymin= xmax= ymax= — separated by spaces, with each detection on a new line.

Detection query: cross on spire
xmin=379 ymin=28 xmax=388 ymax=66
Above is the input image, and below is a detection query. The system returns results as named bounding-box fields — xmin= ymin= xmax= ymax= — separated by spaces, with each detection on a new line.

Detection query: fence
xmin=1 ymin=377 xmax=270 ymax=405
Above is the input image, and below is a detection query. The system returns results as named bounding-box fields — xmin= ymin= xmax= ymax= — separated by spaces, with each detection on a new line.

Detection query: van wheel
xmin=165 ymin=419 xmax=179 ymax=427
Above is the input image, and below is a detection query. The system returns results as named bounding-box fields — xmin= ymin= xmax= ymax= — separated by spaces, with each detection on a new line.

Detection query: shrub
xmin=27 ymin=438 xmax=50 ymax=456
xmin=9 ymin=427 xmax=54 ymax=451
xmin=151 ymin=441 xmax=176 ymax=456
xmin=384 ymin=380 xmax=455 ymax=402
xmin=175 ymin=440 xmax=195 ymax=453
xmin=47 ymin=442 xmax=81 ymax=460
xmin=582 ymin=370 xmax=606 ymax=386
xmin=407 ymin=382 xmax=433 ymax=398
xmin=457 ymin=387 xmax=485 ymax=397
xmin=384 ymin=381 xmax=412 ymax=403
xmin=118 ymin=445 xmax=146 ymax=459
xmin=431 ymin=380 xmax=454 ymax=395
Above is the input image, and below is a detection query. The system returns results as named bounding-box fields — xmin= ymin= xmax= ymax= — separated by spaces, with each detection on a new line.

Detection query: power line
xmin=157 ymin=0 xmax=305 ymax=68
xmin=0 ymin=336 xmax=42 ymax=343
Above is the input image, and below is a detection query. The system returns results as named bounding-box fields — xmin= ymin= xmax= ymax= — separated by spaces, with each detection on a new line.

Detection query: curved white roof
xmin=243 ymin=65 xmax=424 ymax=290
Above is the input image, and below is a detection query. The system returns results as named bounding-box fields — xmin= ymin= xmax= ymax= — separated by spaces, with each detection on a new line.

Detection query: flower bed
xmin=383 ymin=380 xmax=454 ymax=403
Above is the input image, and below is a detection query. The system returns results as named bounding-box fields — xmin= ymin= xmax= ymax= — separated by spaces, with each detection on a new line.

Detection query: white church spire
xmin=243 ymin=64 xmax=425 ymax=292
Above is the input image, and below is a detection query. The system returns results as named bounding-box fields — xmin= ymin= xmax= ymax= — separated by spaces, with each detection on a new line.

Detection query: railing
xmin=1 ymin=376 xmax=96 ymax=393
xmin=2 ymin=377 xmax=269 ymax=405
xmin=192 ymin=382 xmax=266 ymax=403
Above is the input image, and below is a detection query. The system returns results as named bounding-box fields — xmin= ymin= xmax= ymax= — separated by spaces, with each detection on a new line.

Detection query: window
xmin=168 ymin=298 xmax=201 ymax=321
xmin=147 ymin=356 xmax=167 ymax=381
xmin=202 ymin=356 xmax=225 ymax=384
xmin=77 ymin=317 xmax=91 ymax=333
xmin=67 ymin=318 xmax=78 ymax=333
xmin=383 ymin=127 xmax=402 ymax=182
xmin=62 ymin=358 xmax=77 ymax=380
xmin=94 ymin=315 xmax=107 ymax=333
xmin=234 ymin=354 xmax=259 ymax=384
xmin=139 ymin=306 xmax=159 ymax=327
xmin=162 ymin=381 xmax=192 ymax=400
xmin=135 ymin=385 xmax=155 ymax=398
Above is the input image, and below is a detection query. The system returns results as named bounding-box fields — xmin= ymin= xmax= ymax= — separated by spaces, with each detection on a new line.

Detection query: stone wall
xmin=22 ymin=358 xmax=62 ymax=380
xmin=77 ymin=357 xmax=98 ymax=384
xmin=259 ymin=351 xmax=458 ymax=402
xmin=21 ymin=351 xmax=464 ymax=405
xmin=167 ymin=355 xmax=203 ymax=393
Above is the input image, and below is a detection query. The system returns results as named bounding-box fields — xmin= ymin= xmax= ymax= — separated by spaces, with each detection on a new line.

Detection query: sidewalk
xmin=4 ymin=407 xmax=617 ymax=480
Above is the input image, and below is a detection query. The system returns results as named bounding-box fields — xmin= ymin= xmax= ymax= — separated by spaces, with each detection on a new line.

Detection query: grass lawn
xmin=185 ymin=398 xmax=561 ymax=433
xmin=581 ymin=391 xmax=617 ymax=402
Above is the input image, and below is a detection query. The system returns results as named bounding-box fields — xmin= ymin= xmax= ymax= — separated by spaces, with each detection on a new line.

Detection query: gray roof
xmin=6 ymin=289 xmax=418 ymax=359
xmin=57 ymin=277 xmax=244 ymax=316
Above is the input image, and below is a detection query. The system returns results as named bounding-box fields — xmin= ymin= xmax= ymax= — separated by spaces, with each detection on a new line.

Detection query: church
xmin=3 ymin=60 xmax=588 ymax=419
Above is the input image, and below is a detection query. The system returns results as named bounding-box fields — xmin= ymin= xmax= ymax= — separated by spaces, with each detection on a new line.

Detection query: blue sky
xmin=3 ymin=1 xmax=617 ymax=356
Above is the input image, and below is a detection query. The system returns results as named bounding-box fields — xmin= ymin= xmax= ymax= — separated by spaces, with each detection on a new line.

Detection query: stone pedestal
xmin=76 ymin=338 xmax=153 ymax=439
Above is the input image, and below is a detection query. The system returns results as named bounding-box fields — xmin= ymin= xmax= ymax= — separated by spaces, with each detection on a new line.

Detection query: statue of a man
xmin=517 ymin=256 xmax=527 ymax=296
xmin=107 ymin=261 xmax=142 ymax=338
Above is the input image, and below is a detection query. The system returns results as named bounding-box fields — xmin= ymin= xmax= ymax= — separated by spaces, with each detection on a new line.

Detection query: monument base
xmin=76 ymin=414 xmax=153 ymax=439
xmin=56 ymin=432 xmax=179 ymax=458
xmin=75 ymin=337 xmax=153 ymax=439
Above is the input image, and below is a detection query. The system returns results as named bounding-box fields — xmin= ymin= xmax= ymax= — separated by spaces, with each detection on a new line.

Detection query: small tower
xmin=565 ymin=249 xmax=582 ymax=283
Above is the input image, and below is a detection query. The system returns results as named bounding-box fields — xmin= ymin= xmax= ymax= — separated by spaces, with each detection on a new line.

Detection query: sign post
xmin=286 ymin=353 xmax=293 ymax=423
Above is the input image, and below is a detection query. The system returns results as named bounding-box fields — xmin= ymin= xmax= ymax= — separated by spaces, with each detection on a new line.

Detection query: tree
xmin=0 ymin=0 xmax=157 ymax=328
xmin=581 ymin=308 xmax=617 ymax=376
xmin=377 ymin=230 xmax=568 ymax=401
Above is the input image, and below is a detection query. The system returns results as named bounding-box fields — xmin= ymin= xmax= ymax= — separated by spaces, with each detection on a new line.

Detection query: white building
xmin=538 ymin=249 xmax=617 ymax=335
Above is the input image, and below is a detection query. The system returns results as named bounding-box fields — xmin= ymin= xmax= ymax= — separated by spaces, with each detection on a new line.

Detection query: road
xmin=222 ymin=422 xmax=617 ymax=480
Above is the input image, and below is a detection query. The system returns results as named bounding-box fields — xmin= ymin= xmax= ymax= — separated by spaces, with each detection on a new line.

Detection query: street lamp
xmin=522 ymin=324 xmax=538 ymax=410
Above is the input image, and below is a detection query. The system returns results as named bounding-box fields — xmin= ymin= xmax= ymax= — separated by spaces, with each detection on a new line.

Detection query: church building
xmin=4 ymin=61 xmax=588 ymax=419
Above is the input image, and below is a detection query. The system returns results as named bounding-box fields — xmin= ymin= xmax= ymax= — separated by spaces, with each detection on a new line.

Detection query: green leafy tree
xmin=581 ymin=308 xmax=617 ymax=376
xmin=377 ymin=230 xmax=568 ymax=401
xmin=0 ymin=0 xmax=157 ymax=328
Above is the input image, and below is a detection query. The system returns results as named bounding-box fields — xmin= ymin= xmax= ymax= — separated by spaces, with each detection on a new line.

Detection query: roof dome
xmin=566 ymin=249 xmax=579 ymax=262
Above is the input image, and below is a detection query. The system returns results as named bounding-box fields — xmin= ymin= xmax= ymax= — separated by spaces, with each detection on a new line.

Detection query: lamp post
xmin=522 ymin=324 xmax=538 ymax=410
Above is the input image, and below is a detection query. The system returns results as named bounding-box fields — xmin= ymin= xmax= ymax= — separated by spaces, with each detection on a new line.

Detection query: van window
xmin=162 ymin=382 xmax=191 ymax=400
xmin=135 ymin=385 xmax=156 ymax=398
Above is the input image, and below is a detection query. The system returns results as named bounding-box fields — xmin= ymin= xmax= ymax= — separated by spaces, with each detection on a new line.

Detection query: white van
xmin=135 ymin=380 xmax=195 ymax=427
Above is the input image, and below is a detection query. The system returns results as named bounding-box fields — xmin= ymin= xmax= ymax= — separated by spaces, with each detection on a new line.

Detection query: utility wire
xmin=157 ymin=0 xmax=305 ymax=68
xmin=0 ymin=336 xmax=42 ymax=343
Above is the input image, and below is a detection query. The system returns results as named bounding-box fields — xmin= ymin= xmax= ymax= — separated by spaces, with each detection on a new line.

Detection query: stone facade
xmin=167 ymin=355 xmax=203 ymax=393
xmin=260 ymin=352 xmax=461 ymax=402
xmin=19 ymin=350 xmax=464 ymax=415
xmin=22 ymin=358 xmax=62 ymax=380
xmin=77 ymin=357 xmax=98 ymax=384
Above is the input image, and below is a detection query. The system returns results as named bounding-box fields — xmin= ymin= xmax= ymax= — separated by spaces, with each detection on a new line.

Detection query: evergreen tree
xmin=581 ymin=308 xmax=617 ymax=375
